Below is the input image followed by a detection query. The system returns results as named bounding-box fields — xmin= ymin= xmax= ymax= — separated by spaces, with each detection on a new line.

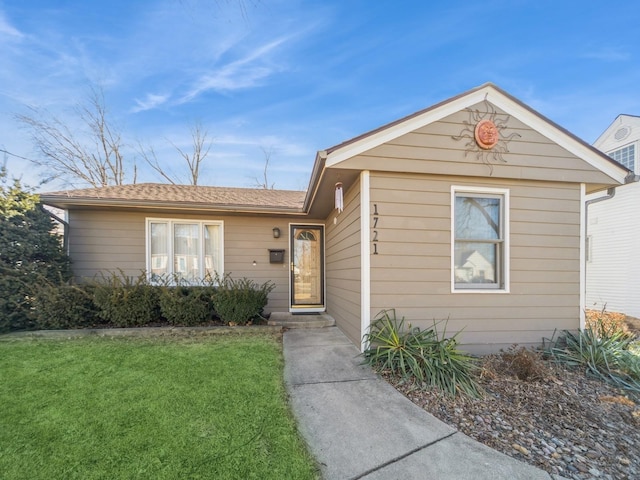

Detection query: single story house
xmin=41 ymin=83 xmax=632 ymax=354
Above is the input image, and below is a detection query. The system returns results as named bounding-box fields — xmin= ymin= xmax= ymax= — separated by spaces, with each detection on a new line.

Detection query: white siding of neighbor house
xmin=67 ymin=209 xmax=320 ymax=313
xmin=586 ymin=115 xmax=640 ymax=319
xmin=586 ymin=182 xmax=640 ymax=318
xmin=325 ymin=177 xmax=362 ymax=346
xmin=367 ymin=172 xmax=582 ymax=354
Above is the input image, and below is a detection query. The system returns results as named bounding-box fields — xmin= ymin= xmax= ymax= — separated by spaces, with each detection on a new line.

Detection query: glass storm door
xmin=290 ymin=225 xmax=324 ymax=311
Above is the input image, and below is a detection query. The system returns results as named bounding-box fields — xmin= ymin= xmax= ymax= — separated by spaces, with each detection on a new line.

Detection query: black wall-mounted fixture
xmin=269 ymin=249 xmax=285 ymax=264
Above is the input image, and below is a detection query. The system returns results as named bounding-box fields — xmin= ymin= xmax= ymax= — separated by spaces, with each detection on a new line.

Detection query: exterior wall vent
xmin=614 ymin=126 xmax=631 ymax=141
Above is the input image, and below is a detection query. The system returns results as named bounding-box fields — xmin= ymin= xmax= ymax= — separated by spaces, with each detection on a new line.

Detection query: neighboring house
xmin=586 ymin=115 xmax=640 ymax=318
xmin=41 ymin=83 xmax=631 ymax=354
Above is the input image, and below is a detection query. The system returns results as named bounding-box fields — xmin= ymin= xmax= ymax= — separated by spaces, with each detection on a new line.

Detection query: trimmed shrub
xmin=92 ymin=271 xmax=162 ymax=327
xmin=214 ymin=275 xmax=275 ymax=325
xmin=159 ymin=284 xmax=215 ymax=326
xmin=31 ymin=283 xmax=102 ymax=330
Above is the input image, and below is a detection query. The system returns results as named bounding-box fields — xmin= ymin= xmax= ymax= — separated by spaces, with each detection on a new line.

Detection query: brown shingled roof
xmin=41 ymin=183 xmax=307 ymax=212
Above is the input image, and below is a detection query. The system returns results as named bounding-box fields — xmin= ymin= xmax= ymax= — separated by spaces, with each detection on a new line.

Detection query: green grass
xmin=0 ymin=334 xmax=318 ymax=480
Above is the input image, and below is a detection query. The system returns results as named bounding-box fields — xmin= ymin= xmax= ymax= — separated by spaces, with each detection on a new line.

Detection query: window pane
xmin=204 ymin=224 xmax=220 ymax=280
xmin=455 ymin=196 xmax=500 ymax=240
xmin=454 ymin=242 xmax=497 ymax=284
xmin=174 ymin=224 xmax=199 ymax=281
xmin=150 ymin=223 xmax=168 ymax=279
xmin=609 ymin=144 xmax=635 ymax=172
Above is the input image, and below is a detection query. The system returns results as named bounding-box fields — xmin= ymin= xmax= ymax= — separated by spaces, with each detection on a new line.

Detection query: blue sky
xmin=1 ymin=0 xmax=639 ymax=192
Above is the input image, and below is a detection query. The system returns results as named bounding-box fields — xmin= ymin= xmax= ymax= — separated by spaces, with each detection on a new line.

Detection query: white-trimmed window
xmin=146 ymin=219 xmax=224 ymax=283
xmin=609 ymin=144 xmax=635 ymax=172
xmin=452 ymin=187 xmax=509 ymax=291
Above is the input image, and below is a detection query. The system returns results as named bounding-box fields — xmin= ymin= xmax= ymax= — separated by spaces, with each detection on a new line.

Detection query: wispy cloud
xmin=131 ymin=93 xmax=170 ymax=113
xmin=0 ymin=10 xmax=23 ymax=38
xmin=179 ymin=36 xmax=290 ymax=102
xmin=582 ymin=47 xmax=630 ymax=62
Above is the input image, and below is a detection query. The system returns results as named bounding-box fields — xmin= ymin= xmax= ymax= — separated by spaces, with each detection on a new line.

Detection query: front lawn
xmin=0 ymin=333 xmax=318 ymax=479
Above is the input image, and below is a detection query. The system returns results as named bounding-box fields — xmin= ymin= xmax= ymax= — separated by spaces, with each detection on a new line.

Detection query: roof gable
xmin=323 ymin=83 xmax=629 ymax=187
xmin=593 ymin=114 xmax=640 ymax=152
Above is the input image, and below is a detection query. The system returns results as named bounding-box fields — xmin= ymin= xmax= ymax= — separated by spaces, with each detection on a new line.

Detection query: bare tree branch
xmin=252 ymin=146 xmax=275 ymax=189
xmin=168 ymin=122 xmax=213 ymax=186
xmin=15 ymin=86 xmax=133 ymax=188
xmin=137 ymin=144 xmax=179 ymax=185
xmin=0 ymin=149 xmax=35 ymax=162
xmin=140 ymin=121 xmax=213 ymax=186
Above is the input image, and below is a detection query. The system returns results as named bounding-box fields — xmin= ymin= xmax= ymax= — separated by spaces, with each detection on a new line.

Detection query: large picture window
xmin=452 ymin=187 xmax=509 ymax=291
xmin=147 ymin=219 xmax=223 ymax=283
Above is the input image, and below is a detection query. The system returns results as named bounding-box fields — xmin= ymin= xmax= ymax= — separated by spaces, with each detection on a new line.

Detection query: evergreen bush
xmin=158 ymin=282 xmax=215 ymax=326
xmin=92 ymin=271 xmax=161 ymax=327
xmin=213 ymin=275 xmax=275 ymax=325
xmin=0 ymin=170 xmax=72 ymax=332
xmin=31 ymin=283 xmax=101 ymax=329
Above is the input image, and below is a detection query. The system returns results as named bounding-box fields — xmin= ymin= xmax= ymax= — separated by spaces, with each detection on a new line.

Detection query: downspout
xmin=585 ymin=187 xmax=616 ymax=226
xmin=586 ymin=172 xmax=640 ymax=224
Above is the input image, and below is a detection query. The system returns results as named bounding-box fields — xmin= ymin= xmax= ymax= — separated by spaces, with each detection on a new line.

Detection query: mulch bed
xmin=382 ymin=311 xmax=640 ymax=480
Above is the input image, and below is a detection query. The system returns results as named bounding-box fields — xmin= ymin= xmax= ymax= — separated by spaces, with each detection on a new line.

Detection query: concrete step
xmin=268 ymin=312 xmax=336 ymax=328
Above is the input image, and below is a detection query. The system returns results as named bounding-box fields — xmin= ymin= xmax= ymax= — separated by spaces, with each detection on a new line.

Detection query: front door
xmin=290 ymin=225 xmax=325 ymax=312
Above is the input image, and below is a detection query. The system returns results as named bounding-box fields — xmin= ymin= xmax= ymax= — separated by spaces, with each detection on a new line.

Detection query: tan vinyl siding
xmin=68 ymin=211 xmax=146 ymax=278
xmin=369 ymin=172 xmax=581 ymax=354
xmin=67 ymin=209 xmax=320 ymax=312
xmin=334 ymin=102 xmax=616 ymax=187
xmin=325 ymin=178 xmax=362 ymax=346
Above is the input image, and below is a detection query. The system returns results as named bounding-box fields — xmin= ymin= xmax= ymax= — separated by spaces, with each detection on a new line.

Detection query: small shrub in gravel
xmin=485 ymin=345 xmax=551 ymax=382
xmin=586 ymin=308 xmax=633 ymax=339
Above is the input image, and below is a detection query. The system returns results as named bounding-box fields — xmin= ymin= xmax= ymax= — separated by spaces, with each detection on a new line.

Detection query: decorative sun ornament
xmin=452 ymin=100 xmax=521 ymax=174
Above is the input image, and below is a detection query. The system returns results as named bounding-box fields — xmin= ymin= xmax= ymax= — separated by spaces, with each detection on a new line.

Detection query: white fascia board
xmin=593 ymin=115 xmax=624 ymax=148
xmin=326 ymin=85 xmax=628 ymax=185
xmin=485 ymin=91 xmax=628 ymax=184
xmin=325 ymin=87 xmax=491 ymax=167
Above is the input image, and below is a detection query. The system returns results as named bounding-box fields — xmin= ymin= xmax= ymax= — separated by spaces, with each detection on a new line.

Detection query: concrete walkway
xmin=283 ymin=326 xmax=565 ymax=480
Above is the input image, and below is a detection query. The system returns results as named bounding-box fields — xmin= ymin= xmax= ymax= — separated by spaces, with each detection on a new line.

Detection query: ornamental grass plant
xmin=362 ymin=309 xmax=481 ymax=398
xmin=547 ymin=311 xmax=640 ymax=395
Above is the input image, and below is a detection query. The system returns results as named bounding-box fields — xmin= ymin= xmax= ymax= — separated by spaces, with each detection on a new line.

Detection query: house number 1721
xmin=372 ymin=203 xmax=379 ymax=255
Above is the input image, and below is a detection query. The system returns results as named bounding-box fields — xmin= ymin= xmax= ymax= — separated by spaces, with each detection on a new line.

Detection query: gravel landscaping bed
xmin=384 ymin=345 xmax=640 ymax=480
